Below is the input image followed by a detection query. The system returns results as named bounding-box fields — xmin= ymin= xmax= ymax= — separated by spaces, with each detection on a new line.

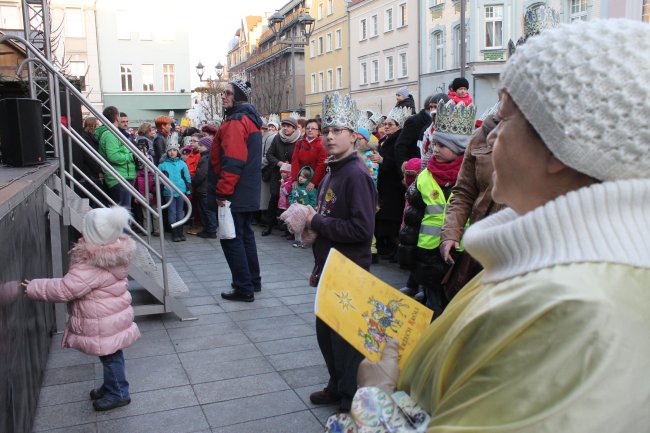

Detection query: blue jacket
xmin=158 ymin=156 xmax=191 ymax=197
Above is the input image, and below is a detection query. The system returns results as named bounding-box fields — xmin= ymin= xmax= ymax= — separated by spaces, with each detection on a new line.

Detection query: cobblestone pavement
xmin=32 ymin=225 xmax=409 ymax=433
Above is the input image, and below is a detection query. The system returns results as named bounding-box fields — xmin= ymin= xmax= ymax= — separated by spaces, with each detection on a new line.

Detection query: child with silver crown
xmin=305 ymin=92 xmax=378 ymax=413
xmin=398 ymin=99 xmax=476 ymax=317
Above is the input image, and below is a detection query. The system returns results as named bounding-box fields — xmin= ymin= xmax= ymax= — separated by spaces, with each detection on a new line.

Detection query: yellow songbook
xmin=314 ymin=249 xmax=434 ymax=368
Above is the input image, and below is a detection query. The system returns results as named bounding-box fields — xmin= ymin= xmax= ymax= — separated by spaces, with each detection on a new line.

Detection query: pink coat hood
xmin=25 ymin=235 xmax=140 ymax=356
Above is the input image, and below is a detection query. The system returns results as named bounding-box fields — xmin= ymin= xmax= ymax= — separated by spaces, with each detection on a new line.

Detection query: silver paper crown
xmin=366 ymin=110 xmax=384 ymax=126
xmin=435 ymin=100 xmax=477 ymax=136
xmin=356 ymin=111 xmax=373 ymax=131
xmin=524 ymin=6 xmax=560 ymax=39
xmin=322 ymin=92 xmax=359 ymax=130
xmin=386 ymin=106 xmax=412 ymax=129
xmin=260 ymin=116 xmax=268 ymax=125
xmin=289 ymin=111 xmax=301 ymax=120
xmin=267 ymin=113 xmax=280 ymax=126
xmin=479 ymin=101 xmax=500 ymax=121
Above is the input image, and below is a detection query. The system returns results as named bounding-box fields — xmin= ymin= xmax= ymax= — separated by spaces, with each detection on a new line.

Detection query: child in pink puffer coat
xmin=22 ymin=206 xmax=140 ymax=412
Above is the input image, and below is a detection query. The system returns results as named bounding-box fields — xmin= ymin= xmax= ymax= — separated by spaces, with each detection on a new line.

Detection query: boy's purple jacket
xmin=311 ymin=153 xmax=377 ymax=273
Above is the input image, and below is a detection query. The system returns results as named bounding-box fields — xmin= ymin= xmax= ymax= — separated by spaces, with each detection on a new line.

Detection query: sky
xmin=187 ymin=0 xmax=292 ymax=89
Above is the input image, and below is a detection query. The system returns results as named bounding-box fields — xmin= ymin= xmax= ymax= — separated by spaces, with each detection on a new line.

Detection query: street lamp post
xmin=195 ymin=61 xmax=226 ymax=120
xmin=268 ymin=11 xmax=315 ymax=114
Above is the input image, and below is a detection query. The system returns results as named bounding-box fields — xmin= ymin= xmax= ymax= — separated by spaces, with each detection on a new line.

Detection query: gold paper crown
xmin=322 ymin=92 xmax=359 ymax=130
xmin=435 ymin=100 xmax=477 ymax=136
xmin=386 ymin=106 xmax=412 ymax=128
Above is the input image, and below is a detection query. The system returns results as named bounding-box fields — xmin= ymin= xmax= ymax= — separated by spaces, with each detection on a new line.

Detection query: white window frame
xmin=116 ymin=11 xmax=130 ymax=40
xmin=64 ymin=8 xmax=84 ymax=38
xmin=371 ymin=59 xmax=379 ymax=84
xmin=318 ymin=36 xmax=324 ymax=54
xmin=311 ymin=73 xmax=317 ymax=93
xmin=336 ymin=66 xmax=343 ymax=89
xmin=384 ymin=8 xmax=394 ymax=32
xmin=360 ymin=18 xmax=368 ymax=40
xmin=319 ymin=71 xmax=325 ymax=92
xmin=0 ymin=5 xmax=21 ymax=29
xmin=310 ymin=40 xmax=316 ymax=58
xmin=371 ymin=14 xmax=378 ymax=37
xmin=139 ymin=22 xmax=152 ymax=41
xmin=360 ymin=62 xmax=368 ymax=85
xmin=120 ymin=64 xmax=133 ymax=91
xmin=569 ymin=0 xmax=588 ymax=21
xmin=335 ymin=29 xmax=342 ymax=49
xmin=141 ymin=64 xmax=154 ymax=92
xmin=433 ymin=31 xmax=445 ymax=72
xmin=318 ymin=3 xmax=323 ymax=20
xmin=385 ymin=56 xmax=394 ymax=81
xmin=327 ymin=69 xmax=333 ymax=90
xmin=484 ymin=5 xmax=504 ymax=48
xmin=163 ymin=64 xmax=175 ymax=92
xmin=398 ymin=3 xmax=407 ymax=28
xmin=398 ymin=52 xmax=407 ymax=78
xmin=326 ymin=32 xmax=332 ymax=52
xmin=327 ymin=0 xmax=334 ymax=15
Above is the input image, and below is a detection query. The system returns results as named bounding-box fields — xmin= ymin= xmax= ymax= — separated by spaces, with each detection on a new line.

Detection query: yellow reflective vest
xmin=416 ymin=170 xmax=450 ymax=250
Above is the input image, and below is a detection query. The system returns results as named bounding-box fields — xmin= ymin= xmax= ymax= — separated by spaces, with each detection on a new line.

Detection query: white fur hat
xmin=82 ymin=207 xmax=130 ymax=246
xmin=500 ymin=19 xmax=650 ymax=181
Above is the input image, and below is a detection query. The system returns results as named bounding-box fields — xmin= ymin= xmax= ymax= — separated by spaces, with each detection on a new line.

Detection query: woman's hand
xmin=357 ymin=338 xmax=400 ymax=394
xmin=305 ymin=205 xmax=317 ymax=228
xmin=306 ymin=182 xmax=315 ymax=192
xmin=440 ymin=240 xmax=461 ymax=265
xmin=368 ymin=153 xmax=381 ymax=164
xmin=20 ymin=279 xmax=31 ymax=288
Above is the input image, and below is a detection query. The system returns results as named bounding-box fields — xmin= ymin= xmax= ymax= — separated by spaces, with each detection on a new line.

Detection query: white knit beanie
xmin=82 ymin=207 xmax=130 ymax=246
xmin=500 ymin=19 xmax=650 ymax=182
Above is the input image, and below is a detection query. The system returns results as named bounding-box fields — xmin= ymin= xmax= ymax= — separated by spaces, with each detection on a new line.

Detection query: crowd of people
xmin=21 ymin=18 xmax=649 ymax=430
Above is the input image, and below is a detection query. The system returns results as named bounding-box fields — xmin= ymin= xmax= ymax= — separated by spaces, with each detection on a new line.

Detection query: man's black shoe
xmin=309 ymin=388 xmax=341 ymax=405
xmin=261 ymin=227 xmax=272 ymax=236
xmin=221 ymin=290 xmax=254 ymax=302
xmin=89 ymin=387 xmax=105 ymax=400
xmin=197 ymin=231 xmax=217 ymax=239
xmin=231 ymin=282 xmax=261 ymax=293
xmin=93 ymin=397 xmax=131 ymax=411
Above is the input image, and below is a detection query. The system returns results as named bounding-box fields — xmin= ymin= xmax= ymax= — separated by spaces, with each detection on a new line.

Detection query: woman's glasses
xmin=222 ymin=90 xmax=234 ymax=97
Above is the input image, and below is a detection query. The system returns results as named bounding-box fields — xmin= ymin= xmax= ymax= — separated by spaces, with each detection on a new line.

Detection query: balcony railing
xmin=258 ymin=7 xmax=309 ymax=45
xmin=244 ymin=43 xmax=305 ymax=70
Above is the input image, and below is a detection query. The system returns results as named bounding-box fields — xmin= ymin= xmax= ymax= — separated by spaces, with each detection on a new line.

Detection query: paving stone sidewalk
xmin=32 ymin=226 xmax=409 ymax=433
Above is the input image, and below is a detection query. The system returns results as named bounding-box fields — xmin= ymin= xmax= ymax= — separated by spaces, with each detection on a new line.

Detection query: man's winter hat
xmin=451 ymin=77 xmax=470 ymax=91
xmin=83 ymin=206 xmax=130 ymax=246
xmin=280 ymin=117 xmax=298 ymax=129
xmin=396 ymin=87 xmax=409 ymax=98
xmin=230 ymin=80 xmax=252 ymax=102
xmin=356 ymin=128 xmax=370 ymax=142
xmin=267 ymin=114 xmax=280 ymax=129
xmin=500 ymin=19 xmax=650 ymax=182
xmin=280 ymin=162 xmax=291 ymax=173
xmin=198 ymin=136 xmax=212 ymax=150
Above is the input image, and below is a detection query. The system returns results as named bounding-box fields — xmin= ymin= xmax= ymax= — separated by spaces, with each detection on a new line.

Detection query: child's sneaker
xmin=292 ymin=240 xmax=302 ymax=248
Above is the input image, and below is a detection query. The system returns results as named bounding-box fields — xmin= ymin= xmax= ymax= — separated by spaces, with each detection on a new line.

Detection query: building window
xmin=65 ymin=8 xmax=84 ymax=38
xmin=69 ymin=61 xmax=86 ymax=78
xmin=327 ymin=69 xmax=333 ymax=90
xmin=318 ymin=36 xmax=324 ymax=54
xmin=326 ymin=33 xmax=332 ymax=52
xmin=433 ymin=31 xmax=444 ymax=71
xmin=335 ymin=29 xmax=342 ymax=49
xmin=385 ymin=56 xmax=394 ymax=80
xmin=360 ymin=18 xmax=368 ymax=40
xmin=398 ymin=53 xmax=407 ymax=78
xmin=454 ymin=25 xmax=462 ymax=67
xmin=570 ymin=0 xmax=588 ymax=21
xmin=142 ymin=64 xmax=154 ymax=91
xmin=310 ymin=40 xmax=316 ymax=58
xmin=120 ymin=64 xmax=133 ymax=91
xmin=371 ymin=59 xmax=379 ymax=83
xmin=644 ymin=0 xmax=650 ymax=22
xmin=398 ymin=3 xmax=407 ymax=27
xmin=117 ymin=11 xmax=130 ymax=40
xmin=336 ymin=66 xmax=343 ymax=89
xmin=385 ymin=8 xmax=393 ymax=32
xmin=311 ymin=73 xmax=316 ymax=93
xmin=318 ymin=3 xmax=323 ymax=19
xmin=319 ymin=72 xmax=325 ymax=92
xmin=163 ymin=64 xmax=175 ymax=91
xmin=139 ymin=21 xmax=152 ymax=41
xmin=360 ymin=62 xmax=368 ymax=85
xmin=485 ymin=5 xmax=503 ymax=48
xmin=327 ymin=0 xmax=334 ymax=15
xmin=370 ymin=15 xmax=378 ymax=37
xmin=0 ymin=5 xmax=21 ymax=29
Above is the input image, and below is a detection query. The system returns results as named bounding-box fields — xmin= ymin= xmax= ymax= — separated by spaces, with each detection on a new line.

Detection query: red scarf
xmin=427 ymin=155 xmax=464 ymax=188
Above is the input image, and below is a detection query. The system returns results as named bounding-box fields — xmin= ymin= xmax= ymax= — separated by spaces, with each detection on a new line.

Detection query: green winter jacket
xmin=97 ymin=125 xmax=136 ymax=189
xmin=289 ymin=165 xmax=317 ymax=207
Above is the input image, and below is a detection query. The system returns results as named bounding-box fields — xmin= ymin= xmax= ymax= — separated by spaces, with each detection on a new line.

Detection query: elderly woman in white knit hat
xmin=325 ymin=19 xmax=650 ymax=433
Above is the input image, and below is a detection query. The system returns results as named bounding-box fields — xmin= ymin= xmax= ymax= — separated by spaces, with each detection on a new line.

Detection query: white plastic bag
xmin=218 ymin=201 xmax=236 ymax=240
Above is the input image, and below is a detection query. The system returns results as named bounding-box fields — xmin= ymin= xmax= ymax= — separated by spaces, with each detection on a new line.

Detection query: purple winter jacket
xmin=25 ymin=236 xmax=140 ymax=356
xmin=311 ymin=153 xmax=377 ymax=274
